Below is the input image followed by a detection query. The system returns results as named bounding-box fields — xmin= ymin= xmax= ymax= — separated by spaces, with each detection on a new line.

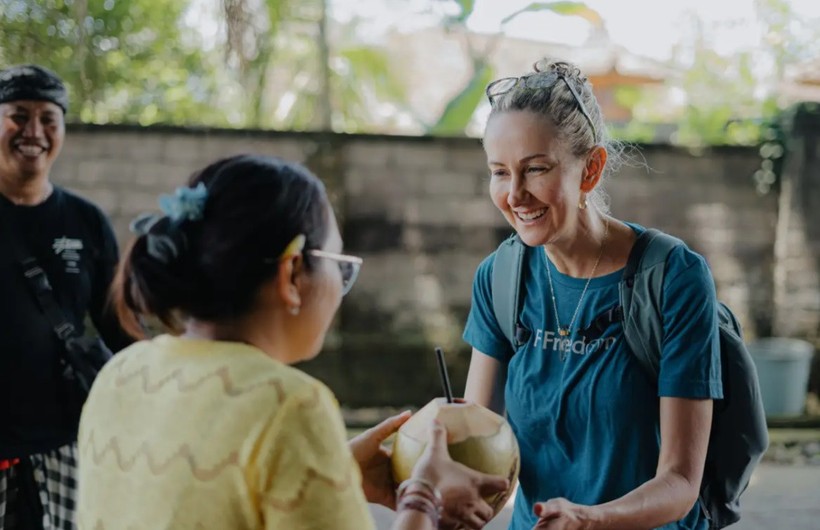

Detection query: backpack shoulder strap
xmin=491 ymin=234 xmax=526 ymax=348
xmin=620 ymin=228 xmax=683 ymax=379
xmin=0 ymin=210 xmax=79 ymax=343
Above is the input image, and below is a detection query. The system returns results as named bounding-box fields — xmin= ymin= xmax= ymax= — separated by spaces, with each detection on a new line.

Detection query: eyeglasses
xmin=267 ymin=234 xmax=363 ymax=297
xmin=306 ymin=249 xmax=363 ymax=296
xmin=485 ymin=72 xmax=597 ymax=142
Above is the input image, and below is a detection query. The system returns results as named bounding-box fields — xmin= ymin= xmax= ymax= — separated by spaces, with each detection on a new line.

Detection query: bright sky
xmin=333 ymin=0 xmax=820 ymax=61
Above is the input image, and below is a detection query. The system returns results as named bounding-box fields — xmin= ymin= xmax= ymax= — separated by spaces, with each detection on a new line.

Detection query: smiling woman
xmin=463 ymin=58 xmax=726 ymax=530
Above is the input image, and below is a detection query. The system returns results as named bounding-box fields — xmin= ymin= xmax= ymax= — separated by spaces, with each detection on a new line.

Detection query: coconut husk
xmin=391 ymin=398 xmax=520 ymax=515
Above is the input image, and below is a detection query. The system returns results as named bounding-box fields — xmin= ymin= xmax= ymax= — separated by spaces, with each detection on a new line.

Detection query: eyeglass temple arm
xmin=557 ymin=76 xmax=597 ymax=142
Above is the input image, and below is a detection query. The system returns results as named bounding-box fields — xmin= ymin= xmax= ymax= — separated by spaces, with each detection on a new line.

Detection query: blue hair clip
xmin=158 ymin=182 xmax=208 ymax=222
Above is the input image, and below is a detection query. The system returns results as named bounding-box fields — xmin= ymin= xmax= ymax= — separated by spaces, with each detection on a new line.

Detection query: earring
xmin=288 ymin=305 xmax=300 ymax=316
xmin=579 ymin=197 xmax=588 ymax=210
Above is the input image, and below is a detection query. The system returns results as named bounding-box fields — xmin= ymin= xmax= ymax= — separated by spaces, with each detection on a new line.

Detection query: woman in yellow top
xmin=76 ymin=154 xmax=508 ymax=530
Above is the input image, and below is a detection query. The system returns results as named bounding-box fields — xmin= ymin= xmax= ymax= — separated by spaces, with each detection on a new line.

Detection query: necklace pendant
xmin=558 ymin=328 xmax=569 ymax=337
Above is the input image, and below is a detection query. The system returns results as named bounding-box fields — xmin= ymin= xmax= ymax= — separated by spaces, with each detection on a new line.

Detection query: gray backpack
xmin=491 ymin=228 xmax=768 ymax=529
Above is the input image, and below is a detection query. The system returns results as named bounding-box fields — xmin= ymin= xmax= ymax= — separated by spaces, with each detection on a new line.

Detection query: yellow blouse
xmin=77 ymin=335 xmax=376 ymax=530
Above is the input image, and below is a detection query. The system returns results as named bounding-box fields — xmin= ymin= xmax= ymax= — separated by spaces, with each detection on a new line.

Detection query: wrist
xmin=398 ymin=478 xmax=442 ymax=503
xmin=580 ymin=504 xmax=604 ymax=530
xmin=410 ymin=466 xmax=439 ymax=489
xmin=396 ymin=478 xmax=442 ymax=526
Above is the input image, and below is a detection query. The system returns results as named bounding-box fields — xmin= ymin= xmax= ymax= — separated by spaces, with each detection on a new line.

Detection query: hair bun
xmin=131 ymin=215 xmax=189 ymax=265
xmin=533 ymin=58 xmax=585 ymax=83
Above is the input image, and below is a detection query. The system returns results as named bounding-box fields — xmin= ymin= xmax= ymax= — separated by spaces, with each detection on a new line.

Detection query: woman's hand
xmin=532 ymin=498 xmax=595 ymax=530
xmin=412 ymin=420 xmax=510 ymax=530
xmin=348 ymin=411 xmax=412 ymax=510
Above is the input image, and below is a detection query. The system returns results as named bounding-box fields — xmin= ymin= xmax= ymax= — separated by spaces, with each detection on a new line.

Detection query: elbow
xmin=672 ymin=496 xmax=699 ymax=522
xmin=663 ymin=472 xmax=700 ymax=524
xmin=667 ymin=473 xmax=702 ymax=522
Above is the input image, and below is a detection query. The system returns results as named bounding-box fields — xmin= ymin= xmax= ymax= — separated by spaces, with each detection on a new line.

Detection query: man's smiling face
xmin=0 ymin=100 xmax=65 ymax=182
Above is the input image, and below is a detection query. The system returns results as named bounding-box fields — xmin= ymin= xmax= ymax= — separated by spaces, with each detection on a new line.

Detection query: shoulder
xmin=467 ymin=249 xmax=499 ymax=298
xmin=57 ymin=187 xmax=109 ymax=220
xmin=473 ymin=235 xmax=534 ymax=282
xmin=255 ymin=361 xmax=348 ymax=471
xmin=476 ymin=250 xmax=497 ymax=277
xmin=56 ymin=187 xmax=116 ymax=240
xmin=663 ymin=239 xmax=713 ymax=286
xmin=277 ymin=378 xmax=342 ymax=440
xmin=626 ymin=223 xmax=713 ymax=283
xmin=277 ymin=365 xmax=338 ymax=412
xmin=195 ymin=340 xmax=341 ymax=416
xmin=625 ymin=227 xmax=717 ymax=310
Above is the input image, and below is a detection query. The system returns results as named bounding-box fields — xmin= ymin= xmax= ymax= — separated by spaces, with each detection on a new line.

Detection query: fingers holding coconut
xmin=350 ymin=410 xmax=413 ymax=457
xmin=368 ymin=410 xmax=414 ymax=444
xmin=435 ymin=463 xmax=504 ymax=529
xmin=407 ymin=418 xmax=449 ymax=483
xmin=391 ymin=397 xmax=521 ymax=520
xmin=410 ymin=420 xmax=509 ymax=529
xmin=475 ymin=469 xmax=512 ymax=497
xmin=349 ymin=410 xmax=413 ymax=510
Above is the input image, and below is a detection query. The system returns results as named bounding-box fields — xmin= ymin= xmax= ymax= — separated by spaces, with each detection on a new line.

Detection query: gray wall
xmin=774 ymin=105 xmax=820 ymax=337
xmin=51 ymin=117 xmax=817 ymax=407
xmin=773 ymin=104 xmax=820 ymax=393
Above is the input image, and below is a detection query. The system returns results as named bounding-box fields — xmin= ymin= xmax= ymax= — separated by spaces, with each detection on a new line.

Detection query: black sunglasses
xmin=486 ymin=72 xmax=597 ymax=142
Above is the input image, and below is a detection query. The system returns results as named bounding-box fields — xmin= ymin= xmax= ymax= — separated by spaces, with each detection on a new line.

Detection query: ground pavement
xmin=369 ymin=462 xmax=820 ymax=530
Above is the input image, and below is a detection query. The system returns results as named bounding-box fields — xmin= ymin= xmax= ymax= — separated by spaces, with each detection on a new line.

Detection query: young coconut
xmin=390 ymin=397 xmax=520 ymax=516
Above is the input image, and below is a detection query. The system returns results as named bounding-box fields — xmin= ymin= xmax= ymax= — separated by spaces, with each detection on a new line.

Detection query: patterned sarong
xmin=0 ymin=443 xmax=77 ymax=530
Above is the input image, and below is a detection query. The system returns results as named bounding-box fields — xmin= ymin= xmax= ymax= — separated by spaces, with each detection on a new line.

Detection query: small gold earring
xmin=579 ymin=198 xmax=588 ymax=210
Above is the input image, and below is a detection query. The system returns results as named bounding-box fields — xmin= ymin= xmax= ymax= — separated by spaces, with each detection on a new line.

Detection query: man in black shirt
xmin=0 ymin=65 xmax=130 ymax=529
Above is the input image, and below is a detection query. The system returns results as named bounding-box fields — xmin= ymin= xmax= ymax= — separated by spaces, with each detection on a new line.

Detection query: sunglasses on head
xmin=485 ymin=71 xmax=597 ymax=142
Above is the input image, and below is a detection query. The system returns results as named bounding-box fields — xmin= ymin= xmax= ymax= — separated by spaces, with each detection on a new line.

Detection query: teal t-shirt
xmin=463 ymin=225 xmax=722 ymax=530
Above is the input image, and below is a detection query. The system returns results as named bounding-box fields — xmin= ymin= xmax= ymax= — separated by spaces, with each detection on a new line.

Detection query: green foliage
xmin=331 ymin=46 xmax=409 ymax=132
xmin=269 ymin=41 xmax=409 ymax=133
xmin=0 ymin=0 xmax=411 ymax=131
xmin=501 ymin=2 xmax=602 ymax=27
xmin=609 ymin=121 xmax=657 ymax=144
xmin=218 ymin=0 xmax=302 ymax=127
xmin=450 ymin=0 xmax=475 ymax=24
xmin=1 ymin=0 xmax=811 ymax=144
xmin=613 ymin=86 xmax=642 ymax=110
xmin=0 ymin=0 xmax=226 ymax=125
xmin=673 ymin=47 xmax=783 ymax=146
xmin=428 ymin=61 xmax=493 ymax=136
xmin=664 ymin=0 xmax=818 ymax=146
xmin=431 ymin=1 xmax=602 ymax=137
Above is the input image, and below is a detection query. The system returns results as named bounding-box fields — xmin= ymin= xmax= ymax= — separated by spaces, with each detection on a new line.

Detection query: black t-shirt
xmin=0 ymin=187 xmax=131 ymax=458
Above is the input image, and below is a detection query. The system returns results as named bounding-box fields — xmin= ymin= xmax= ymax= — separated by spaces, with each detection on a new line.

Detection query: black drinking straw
xmin=435 ymin=347 xmax=454 ymax=403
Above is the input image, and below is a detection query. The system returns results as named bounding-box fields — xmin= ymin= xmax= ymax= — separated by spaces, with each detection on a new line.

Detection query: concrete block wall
xmin=774 ymin=105 xmax=820 ymax=341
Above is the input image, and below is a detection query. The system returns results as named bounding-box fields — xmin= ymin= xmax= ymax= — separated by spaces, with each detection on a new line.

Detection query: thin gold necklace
xmin=545 ymin=218 xmax=609 ymax=337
